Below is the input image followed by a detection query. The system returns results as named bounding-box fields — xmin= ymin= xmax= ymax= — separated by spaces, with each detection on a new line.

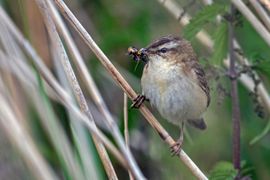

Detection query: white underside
xmin=141 ymin=58 xmax=207 ymax=126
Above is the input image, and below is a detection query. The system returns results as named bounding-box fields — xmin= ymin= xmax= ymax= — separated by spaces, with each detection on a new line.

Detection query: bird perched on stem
xmin=128 ymin=36 xmax=210 ymax=155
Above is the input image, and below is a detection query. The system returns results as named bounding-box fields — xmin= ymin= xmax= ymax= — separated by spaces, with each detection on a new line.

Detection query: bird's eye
xmin=159 ymin=48 xmax=168 ymax=53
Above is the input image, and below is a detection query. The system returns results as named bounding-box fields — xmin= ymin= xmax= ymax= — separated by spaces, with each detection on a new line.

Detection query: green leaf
xmin=254 ymin=60 xmax=270 ymax=78
xmin=183 ymin=3 xmax=227 ymax=40
xmin=210 ymin=22 xmax=228 ymax=65
xmin=240 ymin=161 xmax=254 ymax=179
xmin=235 ymin=16 xmax=270 ymax=62
xmin=209 ymin=161 xmax=237 ymax=180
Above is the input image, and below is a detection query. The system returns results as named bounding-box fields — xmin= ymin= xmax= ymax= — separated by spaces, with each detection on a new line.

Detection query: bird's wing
xmin=192 ymin=62 xmax=211 ymax=107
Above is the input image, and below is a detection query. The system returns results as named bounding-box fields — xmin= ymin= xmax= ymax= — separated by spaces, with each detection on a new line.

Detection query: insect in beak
xmin=138 ymin=48 xmax=148 ymax=63
xmin=127 ymin=47 xmax=148 ymax=63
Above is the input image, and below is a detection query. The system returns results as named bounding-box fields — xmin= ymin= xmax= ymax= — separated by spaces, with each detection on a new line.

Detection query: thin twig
xmin=53 ymin=0 xmax=207 ymax=179
xmin=35 ymin=1 xmax=118 ymax=178
xmin=229 ymin=5 xmax=241 ymax=175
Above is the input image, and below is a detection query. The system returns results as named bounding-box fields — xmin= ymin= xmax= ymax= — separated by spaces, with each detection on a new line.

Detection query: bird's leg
xmin=130 ymin=94 xmax=148 ymax=108
xmin=170 ymin=121 xmax=184 ymax=156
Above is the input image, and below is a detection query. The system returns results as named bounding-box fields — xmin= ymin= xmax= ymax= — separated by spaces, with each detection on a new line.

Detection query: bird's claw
xmin=170 ymin=139 xmax=183 ymax=156
xmin=130 ymin=94 xmax=146 ymax=109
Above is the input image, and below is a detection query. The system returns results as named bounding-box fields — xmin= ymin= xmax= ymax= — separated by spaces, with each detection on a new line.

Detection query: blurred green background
xmin=1 ymin=0 xmax=270 ymax=179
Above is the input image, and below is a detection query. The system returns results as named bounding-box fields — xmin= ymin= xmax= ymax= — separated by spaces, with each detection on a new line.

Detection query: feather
xmin=187 ymin=118 xmax=207 ymax=130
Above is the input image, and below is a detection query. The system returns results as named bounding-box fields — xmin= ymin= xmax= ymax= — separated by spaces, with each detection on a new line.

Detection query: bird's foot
xmin=170 ymin=138 xmax=183 ymax=156
xmin=130 ymin=94 xmax=146 ymax=109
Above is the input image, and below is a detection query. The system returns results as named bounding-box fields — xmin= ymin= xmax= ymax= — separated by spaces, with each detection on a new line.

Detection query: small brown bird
xmin=129 ymin=36 xmax=210 ymax=155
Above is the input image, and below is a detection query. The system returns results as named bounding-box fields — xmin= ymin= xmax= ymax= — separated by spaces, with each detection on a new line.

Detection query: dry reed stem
xmin=35 ymin=1 xmax=118 ymax=178
xmin=249 ymin=0 xmax=270 ymax=31
xmin=232 ymin=0 xmax=270 ymax=47
xmin=52 ymin=33 xmax=100 ymax=180
xmin=0 ymin=22 xmax=84 ymax=179
xmin=46 ymin=0 xmax=144 ymax=178
xmin=32 ymin=82 xmax=85 ymax=180
xmin=46 ymin=0 xmax=117 ymax=139
xmin=0 ymin=23 xmax=81 ymax=177
xmin=0 ymin=104 xmax=57 ymax=180
xmin=0 ymin=78 xmax=57 ymax=180
xmin=53 ymin=0 xmax=207 ymax=179
xmin=0 ymin=50 xmax=126 ymax=172
xmin=52 ymin=1 xmax=148 ymax=179
xmin=0 ymin=50 xmax=97 ymax=178
xmin=0 ymin=6 xmax=127 ymax=169
xmin=124 ymin=93 xmax=129 ymax=147
xmin=46 ymin=1 xmax=131 ymax=177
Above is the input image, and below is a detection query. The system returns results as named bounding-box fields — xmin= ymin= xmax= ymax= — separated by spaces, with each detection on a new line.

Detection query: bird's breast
xmin=141 ymin=61 xmax=207 ymax=126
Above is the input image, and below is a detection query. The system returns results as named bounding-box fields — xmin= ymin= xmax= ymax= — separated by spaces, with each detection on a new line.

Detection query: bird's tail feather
xmin=187 ymin=118 xmax=207 ymax=130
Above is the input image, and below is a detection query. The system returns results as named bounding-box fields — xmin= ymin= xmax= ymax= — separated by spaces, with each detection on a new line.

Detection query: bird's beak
xmin=138 ymin=48 xmax=148 ymax=63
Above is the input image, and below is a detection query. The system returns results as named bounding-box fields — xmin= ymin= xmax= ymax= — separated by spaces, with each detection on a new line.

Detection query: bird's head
xmin=139 ymin=35 xmax=196 ymax=65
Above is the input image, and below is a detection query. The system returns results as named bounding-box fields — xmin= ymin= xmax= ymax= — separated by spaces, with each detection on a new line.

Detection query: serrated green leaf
xmin=210 ymin=22 xmax=228 ymax=65
xmin=183 ymin=3 xmax=227 ymax=40
xmin=209 ymin=161 xmax=237 ymax=180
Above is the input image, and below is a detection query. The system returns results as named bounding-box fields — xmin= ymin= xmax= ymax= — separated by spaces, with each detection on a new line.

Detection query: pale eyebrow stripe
xmin=157 ymin=41 xmax=178 ymax=50
xmin=146 ymin=36 xmax=180 ymax=49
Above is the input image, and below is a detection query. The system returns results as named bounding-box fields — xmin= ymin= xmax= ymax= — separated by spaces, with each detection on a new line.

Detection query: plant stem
xmin=229 ymin=5 xmax=241 ymax=175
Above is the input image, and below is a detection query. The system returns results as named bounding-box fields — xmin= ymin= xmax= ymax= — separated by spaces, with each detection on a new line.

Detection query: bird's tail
xmin=187 ymin=118 xmax=207 ymax=130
